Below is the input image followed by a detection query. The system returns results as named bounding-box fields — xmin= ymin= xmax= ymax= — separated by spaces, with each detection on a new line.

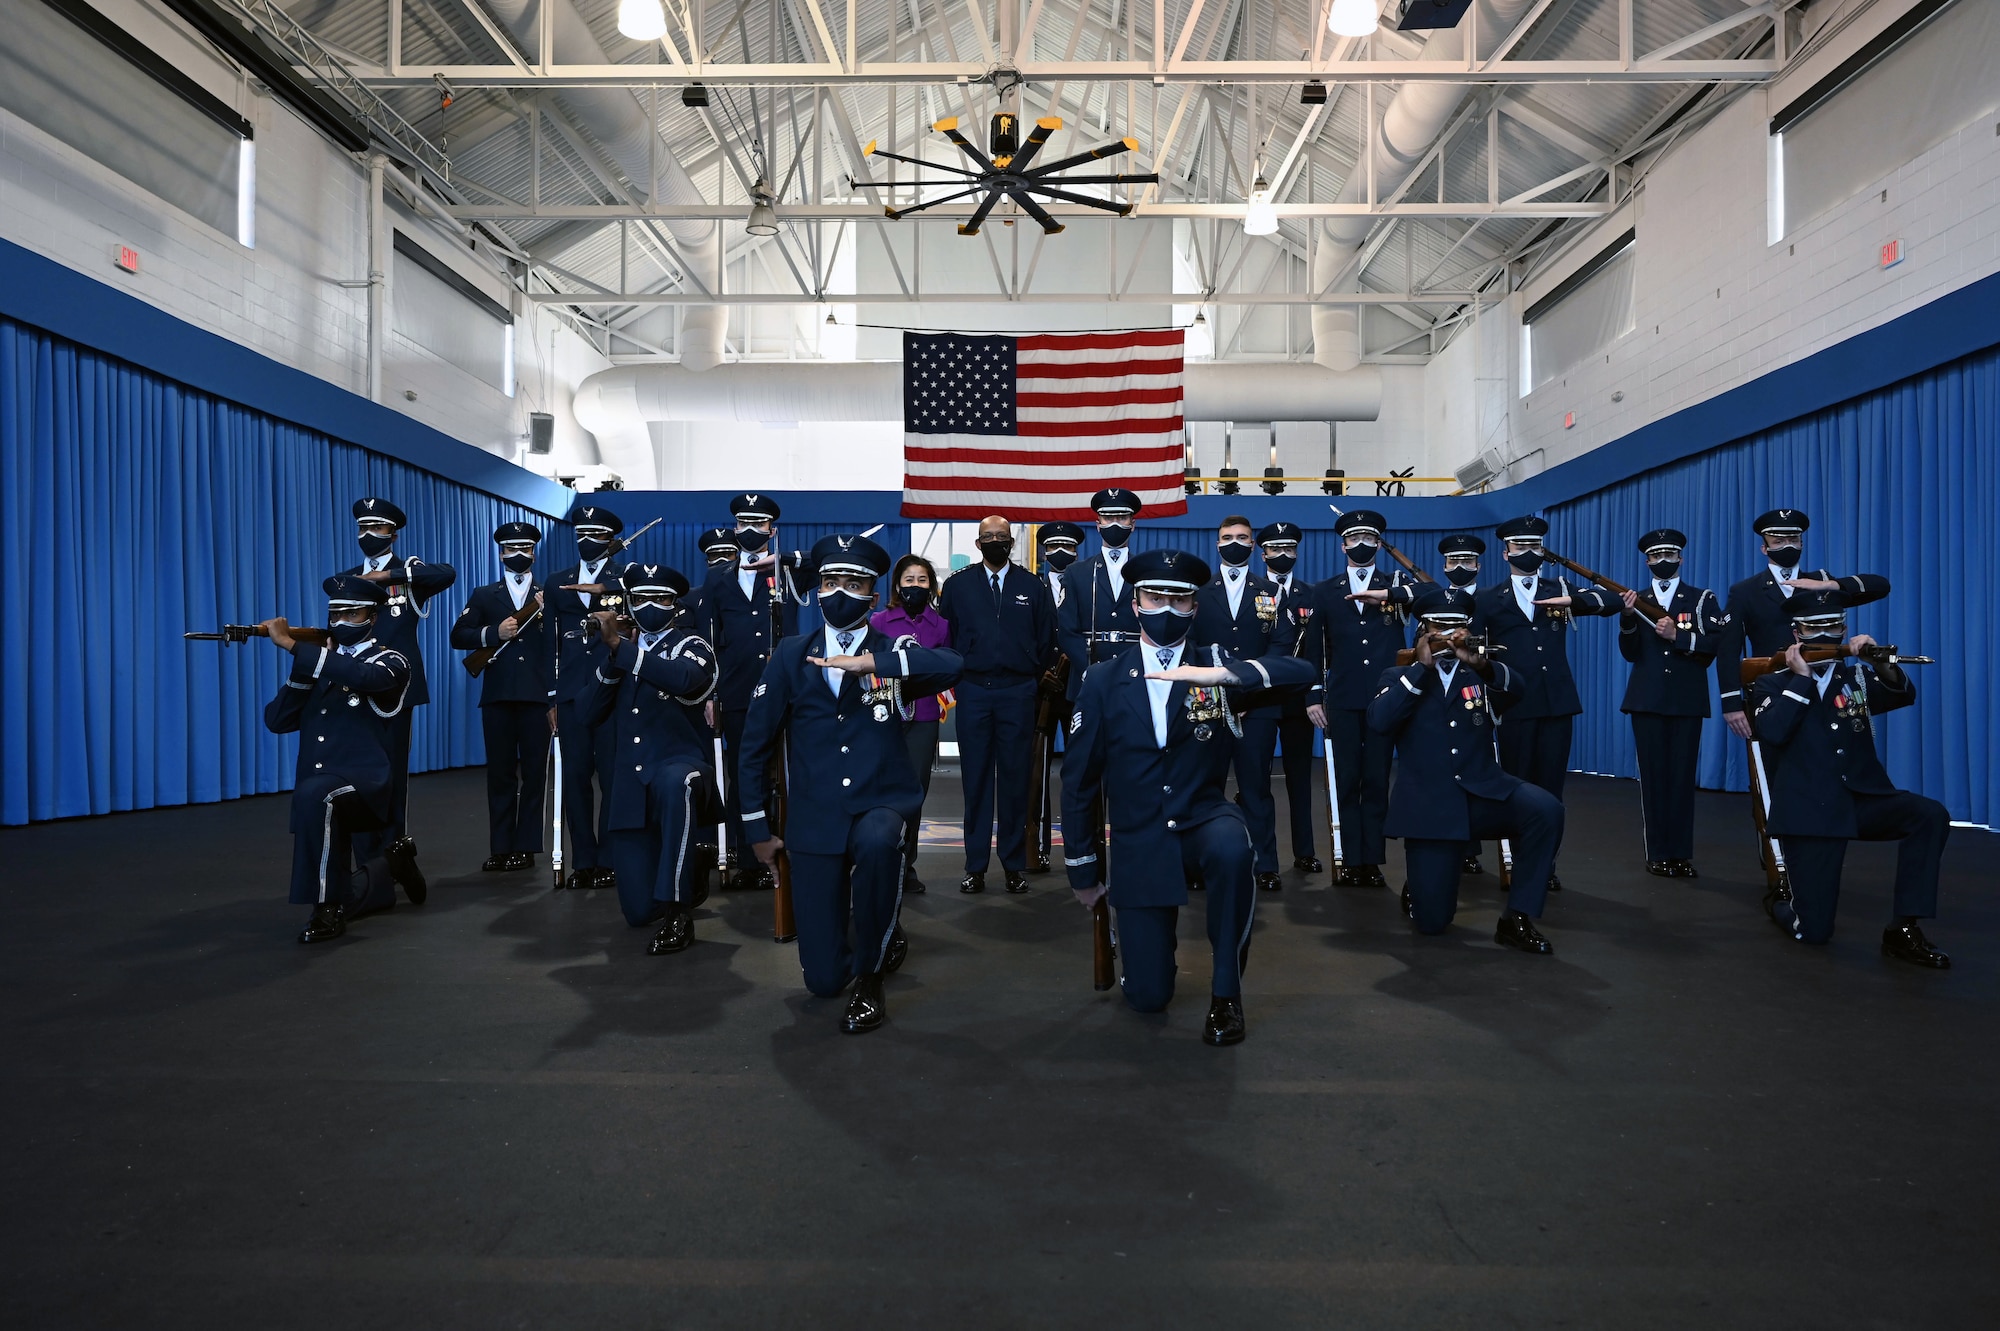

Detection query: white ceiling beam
xmin=527 ymin=289 xmax=1483 ymax=305
xmin=450 ymin=200 xmax=1616 ymax=220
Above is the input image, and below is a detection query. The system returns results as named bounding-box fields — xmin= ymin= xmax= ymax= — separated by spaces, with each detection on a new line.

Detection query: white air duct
xmin=1310 ymin=0 xmax=1539 ymax=371
xmin=572 ymin=362 xmax=1382 ymax=439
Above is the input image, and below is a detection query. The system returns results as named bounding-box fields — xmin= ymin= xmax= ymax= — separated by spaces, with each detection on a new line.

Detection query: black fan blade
xmin=866 ymin=146 xmax=982 ymax=178
xmin=1005 ymin=190 xmax=1065 ymax=235
xmin=957 ymin=190 xmax=1005 ymax=236
xmin=931 ymin=117 xmax=996 ymax=173
xmin=1022 ymin=183 xmax=1134 ymax=216
xmin=1004 ymin=117 xmax=1062 ymax=173
xmin=1025 ymin=137 xmax=1137 ymax=177
xmin=885 ymin=184 xmax=990 ymax=220
xmin=1033 ymin=173 xmax=1160 ymax=186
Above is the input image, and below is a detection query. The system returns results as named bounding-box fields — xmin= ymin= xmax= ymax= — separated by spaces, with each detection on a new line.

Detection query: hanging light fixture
xmin=617 ymin=0 xmax=669 ymax=41
xmin=1192 ymin=308 xmax=1207 ymax=326
xmin=1327 ymin=0 xmax=1380 ymax=38
xmin=1243 ymin=175 xmax=1278 ymax=236
xmin=746 ymin=181 xmax=780 ymax=237
xmin=825 ymin=309 xmax=838 ymax=326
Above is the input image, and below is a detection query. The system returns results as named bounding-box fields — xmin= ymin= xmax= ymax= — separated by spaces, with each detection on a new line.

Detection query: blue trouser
xmin=556 ymin=697 xmax=614 ymax=868
xmin=354 ymin=710 xmax=414 ymax=865
xmin=482 ymin=702 xmax=550 ymax=854
xmin=1630 ymin=712 xmax=1701 ymax=863
xmin=957 ymin=677 xmax=1037 ymax=874
xmin=1232 ymin=710 xmax=1280 ymax=874
xmin=606 ymin=761 xmax=706 ymax=927
xmin=789 ymin=807 xmax=906 ymax=997
xmin=1779 ymin=790 xmax=1949 ymax=944
xmin=288 ymin=778 xmax=394 ymax=914
xmin=720 ymin=708 xmax=749 ymax=852
xmin=1116 ymin=813 xmax=1257 ymax=1012
xmin=1276 ymin=704 xmax=1317 ymax=860
xmin=1497 ymin=712 xmax=1575 ymax=799
xmin=1403 ymin=783 xmax=1564 ymax=934
xmin=1326 ymin=707 xmax=1393 ymax=866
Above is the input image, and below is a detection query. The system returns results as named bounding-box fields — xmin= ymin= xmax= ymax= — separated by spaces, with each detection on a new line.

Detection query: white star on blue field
xmin=904 ymin=334 xmax=1017 ymax=435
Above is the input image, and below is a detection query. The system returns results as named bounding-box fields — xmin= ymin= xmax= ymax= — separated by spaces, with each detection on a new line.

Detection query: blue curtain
xmin=0 ymin=315 xmax=542 ymax=825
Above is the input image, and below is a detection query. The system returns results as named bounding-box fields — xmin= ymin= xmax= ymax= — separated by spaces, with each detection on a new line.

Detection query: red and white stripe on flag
xmin=900 ymin=329 xmax=1189 ymax=520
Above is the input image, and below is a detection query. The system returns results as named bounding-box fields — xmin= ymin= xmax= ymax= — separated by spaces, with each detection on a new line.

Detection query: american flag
xmin=899 ymin=329 xmax=1189 ymax=520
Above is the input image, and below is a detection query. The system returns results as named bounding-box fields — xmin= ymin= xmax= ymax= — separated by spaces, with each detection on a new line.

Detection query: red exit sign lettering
xmin=112 ymin=244 xmax=140 ymax=274
xmin=1879 ymin=239 xmax=1903 ymax=269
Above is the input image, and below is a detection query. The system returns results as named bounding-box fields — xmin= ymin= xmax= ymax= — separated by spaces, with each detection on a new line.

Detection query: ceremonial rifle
xmin=1737 ymin=643 xmax=1933 ymax=679
xmin=1379 ymin=540 xmax=1437 ymax=585
xmin=1091 ymin=897 xmax=1114 ymax=991
xmin=186 ymin=624 xmax=331 ymax=647
xmin=462 ymin=595 xmax=544 ymax=677
xmin=767 ymin=568 xmax=798 ymax=944
xmin=1540 ymin=550 xmax=1670 ymax=623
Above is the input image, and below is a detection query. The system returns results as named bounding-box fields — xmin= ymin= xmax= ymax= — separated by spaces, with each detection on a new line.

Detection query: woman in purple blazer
xmin=873 ymin=554 xmax=950 ymax=893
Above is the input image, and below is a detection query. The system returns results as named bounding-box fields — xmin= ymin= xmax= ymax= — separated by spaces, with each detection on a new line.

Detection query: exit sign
xmin=1880 ymin=239 xmax=1903 ymax=269
xmin=112 ymin=244 xmax=140 ymax=274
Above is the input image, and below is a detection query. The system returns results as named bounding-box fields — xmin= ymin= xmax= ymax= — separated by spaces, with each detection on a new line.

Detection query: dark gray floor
xmin=3 ymin=762 xmax=1997 ymax=1328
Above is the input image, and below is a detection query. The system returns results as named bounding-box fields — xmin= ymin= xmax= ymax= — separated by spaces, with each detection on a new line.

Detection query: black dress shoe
xmin=297 ymin=903 xmax=347 ymax=944
xmin=1646 ymin=861 xmax=1677 ymax=877
xmin=385 ymin=837 xmax=427 ymax=905
xmin=1004 ymin=871 xmax=1030 ymax=894
xmin=1031 ymin=854 xmax=1052 ymax=873
xmin=883 ymin=925 xmax=908 ymax=973
xmin=1203 ymin=995 xmax=1246 ymax=1046
xmin=509 ymin=852 xmax=537 ymax=871
xmin=592 ymin=867 xmax=618 ymax=892
xmin=481 ymin=854 xmax=510 ymax=872
xmin=1400 ymin=885 xmax=1414 ymax=920
xmin=1882 ymin=922 xmax=1950 ymax=969
xmin=1351 ymin=864 xmax=1387 ymax=889
xmin=842 ymin=973 xmax=886 ymax=1033
xmin=1293 ymin=856 xmax=1324 ymax=874
xmin=1461 ymin=855 xmax=1485 ymax=875
xmin=563 ymin=869 xmax=593 ymax=891
xmin=1673 ymin=860 xmax=1698 ymax=878
xmin=903 ymin=869 xmax=927 ymax=895
xmin=1188 ymin=877 xmax=1207 ymax=892
xmin=647 ymin=908 xmax=694 ymax=955
xmin=1494 ymin=912 xmax=1553 ymax=955
xmin=1764 ymin=878 xmax=1798 ymax=933
xmin=1547 ymin=872 xmax=1563 ymax=892
xmin=959 ymin=872 xmax=985 ymax=895
xmin=1256 ymin=871 xmax=1282 ymax=893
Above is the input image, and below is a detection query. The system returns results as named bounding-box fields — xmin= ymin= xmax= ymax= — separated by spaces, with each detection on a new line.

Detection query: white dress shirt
xmin=1223 ymin=564 xmax=1248 ymax=617
xmin=505 ymin=569 xmax=534 ymax=611
xmin=1103 ymin=546 xmax=1128 ymax=599
xmin=337 ymin=637 xmax=376 ymax=658
xmin=822 ymin=623 xmax=861 ymax=695
xmin=1512 ymin=574 xmax=1541 ymax=621
xmin=1047 ymin=569 xmax=1065 ymax=607
xmin=1812 ymin=661 xmax=1838 ymax=697
xmin=1436 ymin=657 xmax=1459 ymax=695
xmin=1348 ymin=562 xmax=1377 ymax=614
xmin=1652 ymin=577 xmax=1681 ymax=615
xmin=1769 ymin=562 xmax=1798 ymax=598
xmin=1144 ymin=638 xmax=1186 ymax=747
xmin=575 ymin=557 xmax=606 ymax=609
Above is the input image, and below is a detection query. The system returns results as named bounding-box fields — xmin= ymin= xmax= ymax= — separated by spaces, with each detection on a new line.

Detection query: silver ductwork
xmin=1310 ymin=0 xmax=1539 ymax=371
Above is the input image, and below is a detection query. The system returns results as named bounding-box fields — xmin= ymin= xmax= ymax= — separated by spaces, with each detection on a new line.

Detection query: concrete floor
xmin=2 ymin=763 xmax=1996 ymax=1328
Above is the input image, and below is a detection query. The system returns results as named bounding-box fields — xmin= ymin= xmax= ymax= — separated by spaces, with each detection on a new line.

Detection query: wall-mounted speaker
xmin=527 ymin=412 xmax=554 ymax=454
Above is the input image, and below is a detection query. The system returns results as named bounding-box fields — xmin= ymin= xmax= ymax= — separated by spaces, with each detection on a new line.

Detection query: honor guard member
xmin=687 ymin=526 xmax=740 ymax=637
xmin=937 ymin=516 xmax=1058 ymax=894
xmin=1748 ymin=591 xmax=1949 ymax=966
xmin=1618 ymin=529 xmax=1727 ymax=878
xmin=1434 ymin=533 xmax=1491 ymax=874
xmin=1036 ymin=521 xmax=1085 ymax=608
xmin=1474 ymin=516 xmax=1621 ymax=889
xmin=1195 ymin=516 xmax=1292 ymax=892
xmin=545 ymin=505 xmax=629 ymax=890
xmin=345 ymin=497 xmax=456 ymax=890
xmin=261 ymin=575 xmax=416 ymax=943
xmin=1301 ymin=510 xmax=1415 ymax=888
xmin=1257 ymin=522 xmax=1322 ymax=873
xmin=580 ymin=564 xmax=722 ymax=953
xmin=450 ymin=523 xmax=555 ymax=872
xmin=705 ymin=493 xmax=813 ymax=886
xmin=1368 ymin=586 xmax=1564 ymax=954
xmin=739 ymin=534 xmax=964 ymax=1034
xmin=1716 ymin=509 xmax=1891 ymax=740
xmin=1063 ymin=549 xmax=1315 ymax=1045
xmin=1056 ymin=488 xmax=1145 ymax=706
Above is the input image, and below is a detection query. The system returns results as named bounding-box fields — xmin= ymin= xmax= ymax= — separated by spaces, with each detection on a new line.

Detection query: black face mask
xmin=1042 ymin=548 xmax=1078 ymax=571
xmin=1098 ymin=524 xmax=1132 ymax=548
xmin=1137 ymin=606 xmax=1192 ymax=646
xmin=1346 ymin=541 xmax=1379 ymax=565
xmin=357 ymin=532 xmax=395 ymax=558
xmin=896 ymin=586 xmax=933 ymax=614
xmin=632 ymin=603 xmax=677 ymax=634
xmin=329 ymin=619 xmax=372 ymax=647
xmin=1767 ymin=543 xmax=1801 ymax=569
xmin=820 ymin=590 xmax=873 ymax=631
xmin=1217 ymin=542 xmax=1252 ymax=567
xmin=503 ymin=553 xmax=535 ymax=574
xmin=1263 ymin=552 xmax=1296 ymax=576
xmin=1445 ymin=566 xmax=1479 ymax=587
xmin=1507 ymin=550 xmax=1545 ymax=575
xmin=1648 ymin=558 xmax=1682 ymax=581
xmin=578 ymin=537 xmax=612 ymax=562
xmin=734 ymin=527 xmax=770 ymax=553
xmin=978 ymin=539 xmax=1013 ymax=568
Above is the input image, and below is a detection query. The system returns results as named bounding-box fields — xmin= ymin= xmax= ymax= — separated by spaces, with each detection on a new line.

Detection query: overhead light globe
xmin=618 ymin=0 xmax=669 ymax=41
xmin=1327 ymin=0 xmax=1379 ymax=38
xmin=746 ymin=182 xmax=780 ymax=236
xmin=1243 ymin=177 xmax=1278 ymax=236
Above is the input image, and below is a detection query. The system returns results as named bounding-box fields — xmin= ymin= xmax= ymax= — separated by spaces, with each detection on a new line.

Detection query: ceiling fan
xmin=863 ymin=114 xmax=1159 ymax=236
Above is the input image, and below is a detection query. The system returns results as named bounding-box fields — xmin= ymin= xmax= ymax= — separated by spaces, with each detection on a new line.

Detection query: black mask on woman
xmin=1098 ymin=524 xmax=1132 ymax=548
xmin=1042 ymin=548 xmax=1078 ymax=571
xmin=1766 ymin=543 xmax=1801 ymax=569
xmin=1445 ymin=566 xmax=1479 ymax=587
xmin=503 ymin=553 xmax=535 ymax=574
xmin=819 ymin=590 xmax=873 ymax=631
xmin=632 ymin=603 xmax=676 ymax=634
xmin=1263 ymin=552 xmax=1296 ymax=576
xmin=329 ymin=619 xmax=373 ymax=647
xmin=978 ymin=539 xmax=1013 ymax=568
xmin=577 ymin=537 xmax=612 ymax=562
xmin=1506 ymin=550 xmax=1545 ymax=575
xmin=1647 ymin=558 xmax=1682 ymax=582
xmin=1346 ymin=540 xmax=1380 ymax=565
xmin=1217 ymin=542 xmax=1252 ymax=567
xmin=357 ymin=532 xmax=395 ymax=559
xmin=734 ymin=527 xmax=771 ymax=553
xmin=1137 ymin=606 xmax=1192 ymax=646
xmin=896 ymin=586 xmax=933 ymax=614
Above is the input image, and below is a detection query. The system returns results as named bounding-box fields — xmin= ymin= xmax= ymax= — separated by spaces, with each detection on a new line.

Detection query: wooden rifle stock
xmin=462 ymin=595 xmax=543 ymax=677
xmin=1091 ymin=898 xmax=1114 ymax=991
xmin=1379 ymin=540 xmax=1437 ymax=584
xmin=1736 ymin=644 xmax=1933 ymax=683
xmin=1394 ymin=631 xmax=1502 ymax=668
xmin=186 ymin=624 xmax=331 ymax=647
xmin=1541 ymin=550 xmax=1670 ymax=622
xmin=770 ymin=742 xmax=798 ymax=945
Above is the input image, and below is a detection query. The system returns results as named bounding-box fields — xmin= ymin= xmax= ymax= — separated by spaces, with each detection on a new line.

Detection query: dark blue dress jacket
xmin=543 ymin=560 xmax=627 ymax=705
xmin=264 ymin=638 xmax=412 ymax=831
xmin=1617 ymin=581 xmax=1725 ymax=717
xmin=1301 ymin=565 xmax=1415 ymax=710
xmin=937 ymin=561 xmax=1058 ymax=685
xmin=337 ymin=554 xmax=456 ymax=707
xmin=581 ymin=625 xmax=720 ymax=831
xmin=1194 ymin=570 xmax=1294 ymax=718
xmin=1367 ymin=658 xmax=1525 ymax=842
xmin=1749 ymin=658 xmax=1913 ymax=838
xmin=1473 ymin=574 xmax=1620 ymax=719
xmin=450 ymin=579 xmax=554 ymax=705
xmin=1714 ymin=568 xmax=1891 ymax=716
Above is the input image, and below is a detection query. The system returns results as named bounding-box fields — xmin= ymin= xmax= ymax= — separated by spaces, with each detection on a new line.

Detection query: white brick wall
xmin=1432 ymin=89 xmax=2000 ymax=481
